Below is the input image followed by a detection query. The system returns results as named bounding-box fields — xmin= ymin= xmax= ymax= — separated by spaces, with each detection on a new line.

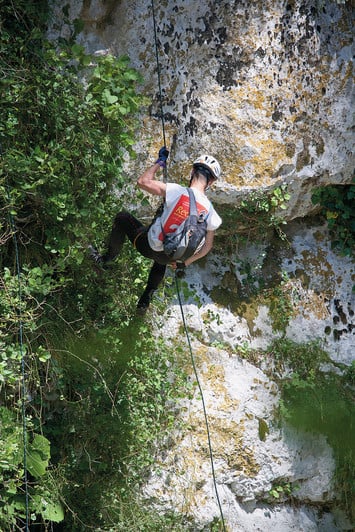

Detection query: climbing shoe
xmin=136 ymin=288 xmax=155 ymax=315
xmin=88 ymin=245 xmax=106 ymax=270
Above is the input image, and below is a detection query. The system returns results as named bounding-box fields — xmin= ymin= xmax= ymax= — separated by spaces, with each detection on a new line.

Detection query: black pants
xmin=103 ymin=212 xmax=170 ymax=291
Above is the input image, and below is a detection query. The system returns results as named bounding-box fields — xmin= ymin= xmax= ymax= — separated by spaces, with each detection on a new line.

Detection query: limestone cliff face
xmin=149 ymin=219 xmax=354 ymax=530
xmin=48 ymin=0 xmax=354 ymax=219
xmin=48 ymin=2 xmax=354 ymax=530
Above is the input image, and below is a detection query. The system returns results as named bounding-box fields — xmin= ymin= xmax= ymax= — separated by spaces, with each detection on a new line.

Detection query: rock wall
xmin=149 ymin=218 xmax=354 ymax=530
xmin=142 ymin=346 xmax=339 ymax=530
xmin=48 ymin=0 xmax=354 ymax=219
xmin=47 ymin=1 xmax=354 ymax=530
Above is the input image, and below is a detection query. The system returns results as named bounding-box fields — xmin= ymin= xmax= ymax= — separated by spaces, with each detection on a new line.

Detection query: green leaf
xmin=103 ymin=89 xmax=118 ymax=104
xmin=42 ymin=500 xmax=65 ymax=522
xmin=26 ymin=435 xmax=50 ymax=478
xmin=71 ymin=43 xmax=84 ymax=56
xmin=123 ymin=70 xmax=140 ymax=81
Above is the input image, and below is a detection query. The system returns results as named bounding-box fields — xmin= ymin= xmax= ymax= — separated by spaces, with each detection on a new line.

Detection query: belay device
xmin=162 ymin=188 xmax=209 ymax=261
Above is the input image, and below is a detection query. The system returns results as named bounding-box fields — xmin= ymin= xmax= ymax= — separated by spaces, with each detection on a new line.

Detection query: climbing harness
xmin=150 ymin=4 xmax=227 ymax=530
xmin=4 ymin=178 xmax=30 ymax=531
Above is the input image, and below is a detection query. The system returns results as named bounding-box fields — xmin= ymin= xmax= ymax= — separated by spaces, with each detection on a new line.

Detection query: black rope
xmin=175 ymin=275 xmax=227 ymax=531
xmin=151 ymin=0 xmax=168 ymax=182
xmin=13 ymin=221 xmax=30 ymax=532
xmin=150 ymin=6 xmax=226 ymax=529
xmin=4 ymin=175 xmax=30 ymax=530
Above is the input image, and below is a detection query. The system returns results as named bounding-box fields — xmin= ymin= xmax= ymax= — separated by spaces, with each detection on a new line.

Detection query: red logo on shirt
xmin=159 ymin=194 xmax=207 ymax=241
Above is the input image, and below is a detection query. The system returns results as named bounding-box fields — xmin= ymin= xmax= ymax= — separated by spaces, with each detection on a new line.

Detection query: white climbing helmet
xmin=193 ymin=154 xmax=221 ymax=180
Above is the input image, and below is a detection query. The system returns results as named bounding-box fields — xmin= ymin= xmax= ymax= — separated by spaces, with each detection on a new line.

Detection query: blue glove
xmin=156 ymin=146 xmax=169 ymax=167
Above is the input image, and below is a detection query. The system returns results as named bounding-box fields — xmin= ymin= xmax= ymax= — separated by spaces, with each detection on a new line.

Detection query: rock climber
xmin=89 ymin=147 xmax=222 ymax=313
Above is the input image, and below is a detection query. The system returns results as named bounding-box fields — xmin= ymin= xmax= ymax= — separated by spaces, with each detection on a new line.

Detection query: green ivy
xmin=312 ymin=178 xmax=355 ymax=257
xmin=0 ymin=0 xmax=147 ymax=340
xmin=38 ymin=320 xmax=188 ymax=530
xmin=216 ymin=185 xmax=290 ymax=252
xmin=0 ymin=407 xmax=64 ymax=529
xmin=0 ymin=0 xmax=149 ymax=528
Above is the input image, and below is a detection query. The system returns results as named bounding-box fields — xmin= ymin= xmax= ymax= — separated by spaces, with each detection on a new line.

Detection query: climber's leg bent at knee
xmin=103 ymin=212 xmax=144 ymax=263
xmin=88 ymin=211 xmax=169 ymax=313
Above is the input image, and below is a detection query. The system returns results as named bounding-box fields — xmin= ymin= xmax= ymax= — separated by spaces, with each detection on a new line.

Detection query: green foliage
xmin=41 ymin=323 xmax=188 ymax=530
xmin=0 ymin=0 xmax=155 ymax=528
xmin=218 ymin=185 xmax=290 ymax=252
xmin=265 ymin=272 xmax=294 ymax=333
xmin=344 ymin=360 xmax=355 ymax=385
xmin=122 ymin=330 xmax=186 ymax=482
xmin=0 ymin=0 xmax=147 ymax=347
xmin=267 ymin=480 xmax=299 ymax=502
xmin=26 ymin=434 xmax=51 ymax=478
xmin=270 ymin=337 xmax=329 ymax=378
xmin=240 ymin=185 xmax=290 ymax=217
xmin=210 ymin=517 xmax=227 ymax=531
xmin=1 ymin=45 xmax=144 ymax=273
xmin=97 ymin=498 xmax=187 ymax=531
xmin=269 ymin=338 xmax=355 ymax=523
xmin=0 ymin=406 xmax=63 ymax=529
xmin=312 ymin=179 xmax=355 ymax=257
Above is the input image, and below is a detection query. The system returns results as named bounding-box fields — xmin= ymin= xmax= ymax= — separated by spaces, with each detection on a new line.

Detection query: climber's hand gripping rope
xmin=175 ymin=262 xmax=186 ymax=278
xmin=156 ymin=146 xmax=169 ymax=168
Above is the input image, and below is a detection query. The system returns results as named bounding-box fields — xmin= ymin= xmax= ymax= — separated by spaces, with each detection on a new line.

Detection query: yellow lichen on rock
xmin=301 ymin=248 xmax=335 ymax=293
xmin=298 ymin=290 xmax=330 ymax=321
xmin=174 ymin=345 xmax=260 ymax=480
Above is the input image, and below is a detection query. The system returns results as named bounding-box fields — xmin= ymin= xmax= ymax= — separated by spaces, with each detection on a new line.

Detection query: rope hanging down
xmin=5 ymin=180 xmax=30 ymax=530
xmin=175 ymin=277 xmax=227 ymax=531
xmin=151 ymin=0 xmax=168 ymax=182
xmin=151 ymin=5 xmax=226 ymax=529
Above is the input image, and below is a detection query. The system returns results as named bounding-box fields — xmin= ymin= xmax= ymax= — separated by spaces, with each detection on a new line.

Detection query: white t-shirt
xmin=148 ymin=183 xmax=222 ymax=252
